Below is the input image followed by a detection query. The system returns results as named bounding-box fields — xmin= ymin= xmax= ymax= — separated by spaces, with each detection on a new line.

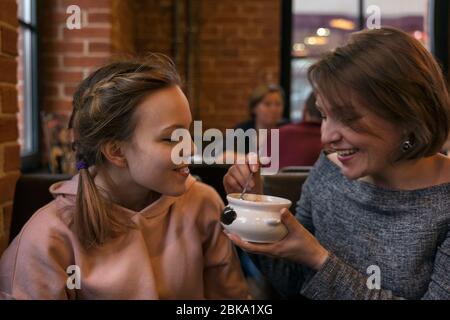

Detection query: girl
xmin=0 ymin=54 xmax=249 ymax=299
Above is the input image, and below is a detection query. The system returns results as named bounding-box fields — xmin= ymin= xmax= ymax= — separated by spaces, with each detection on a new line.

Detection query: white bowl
xmin=221 ymin=193 xmax=292 ymax=243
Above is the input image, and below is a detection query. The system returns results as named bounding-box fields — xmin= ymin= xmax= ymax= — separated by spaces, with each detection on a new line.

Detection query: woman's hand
xmin=226 ymin=208 xmax=329 ymax=271
xmin=223 ymin=152 xmax=263 ymax=194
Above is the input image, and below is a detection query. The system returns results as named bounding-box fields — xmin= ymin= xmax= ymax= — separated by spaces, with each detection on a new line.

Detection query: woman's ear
xmin=101 ymin=141 xmax=127 ymax=168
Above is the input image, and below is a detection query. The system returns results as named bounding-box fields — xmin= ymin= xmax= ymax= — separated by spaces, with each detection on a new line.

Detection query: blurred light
xmin=304 ymin=36 xmax=328 ymax=46
xmin=329 ymin=19 xmax=355 ymax=31
xmin=293 ymin=43 xmax=305 ymax=51
xmin=316 ymin=28 xmax=330 ymax=37
xmin=413 ymin=30 xmax=423 ymax=40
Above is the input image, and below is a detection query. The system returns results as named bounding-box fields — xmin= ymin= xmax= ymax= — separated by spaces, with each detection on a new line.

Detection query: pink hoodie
xmin=0 ymin=174 xmax=249 ymax=300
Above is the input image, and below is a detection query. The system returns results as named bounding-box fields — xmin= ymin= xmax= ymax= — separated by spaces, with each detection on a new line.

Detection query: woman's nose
xmin=321 ymin=120 xmax=342 ymax=145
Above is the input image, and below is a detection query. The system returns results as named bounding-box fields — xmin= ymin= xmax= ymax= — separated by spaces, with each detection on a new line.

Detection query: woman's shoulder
xmin=234 ymin=120 xmax=255 ymax=131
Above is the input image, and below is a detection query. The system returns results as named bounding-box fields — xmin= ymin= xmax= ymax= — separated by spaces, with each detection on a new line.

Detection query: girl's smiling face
xmin=121 ymin=85 xmax=194 ymax=196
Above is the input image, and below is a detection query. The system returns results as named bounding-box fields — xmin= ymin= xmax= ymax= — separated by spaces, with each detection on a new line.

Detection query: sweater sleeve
xmin=0 ymin=205 xmax=76 ymax=300
xmin=301 ymin=225 xmax=450 ymax=300
xmin=198 ymin=185 xmax=250 ymax=300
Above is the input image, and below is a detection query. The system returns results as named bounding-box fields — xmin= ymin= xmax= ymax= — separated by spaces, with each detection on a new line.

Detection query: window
xmin=283 ymin=0 xmax=433 ymax=122
xmin=18 ymin=0 xmax=39 ymax=171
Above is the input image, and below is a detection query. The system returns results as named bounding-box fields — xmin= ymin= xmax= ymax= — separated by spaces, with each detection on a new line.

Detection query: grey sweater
xmin=252 ymin=152 xmax=450 ymax=299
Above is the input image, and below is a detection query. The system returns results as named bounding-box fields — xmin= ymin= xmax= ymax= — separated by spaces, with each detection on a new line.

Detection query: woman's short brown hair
xmin=308 ymin=27 xmax=450 ymax=161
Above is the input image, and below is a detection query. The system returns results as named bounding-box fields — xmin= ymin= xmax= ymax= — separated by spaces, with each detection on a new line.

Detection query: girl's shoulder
xmin=176 ymin=177 xmax=224 ymax=224
xmin=182 ymin=178 xmax=224 ymax=209
xmin=9 ymin=199 xmax=74 ymax=251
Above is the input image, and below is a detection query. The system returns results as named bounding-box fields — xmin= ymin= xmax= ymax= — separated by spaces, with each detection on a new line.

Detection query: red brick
xmin=0 ymin=86 xmax=18 ymax=114
xmin=63 ymin=84 xmax=79 ymax=97
xmin=0 ymin=117 xmax=18 ymax=143
xmin=0 ymin=58 xmax=17 ymax=83
xmin=42 ymin=99 xmax=74 ymax=112
xmin=0 ymin=0 xmax=18 ymax=28
xmin=3 ymin=144 xmax=20 ymax=172
xmin=0 ymin=173 xmax=19 ymax=204
xmin=41 ymin=41 xmax=84 ymax=54
xmin=63 ymin=56 xmax=110 ymax=68
xmin=63 ymin=27 xmax=111 ymax=39
xmin=0 ymin=27 xmax=18 ymax=56
xmin=46 ymin=71 xmax=84 ymax=82
xmin=88 ymin=41 xmax=112 ymax=53
xmin=61 ymin=0 xmax=112 ymax=10
xmin=88 ymin=13 xmax=112 ymax=24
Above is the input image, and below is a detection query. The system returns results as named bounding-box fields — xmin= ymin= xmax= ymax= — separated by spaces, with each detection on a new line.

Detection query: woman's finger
xmin=230 ymin=165 xmax=248 ymax=189
xmin=246 ymin=152 xmax=260 ymax=173
xmin=224 ymin=174 xmax=243 ymax=193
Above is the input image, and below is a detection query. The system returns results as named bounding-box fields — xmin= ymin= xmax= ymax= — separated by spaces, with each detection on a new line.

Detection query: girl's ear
xmin=101 ymin=141 xmax=127 ymax=168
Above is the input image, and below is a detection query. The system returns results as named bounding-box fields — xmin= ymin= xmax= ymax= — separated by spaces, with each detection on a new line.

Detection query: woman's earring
xmin=401 ymin=140 xmax=413 ymax=152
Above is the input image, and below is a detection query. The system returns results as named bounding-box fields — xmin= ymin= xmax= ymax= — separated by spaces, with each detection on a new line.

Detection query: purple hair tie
xmin=76 ymin=160 xmax=89 ymax=171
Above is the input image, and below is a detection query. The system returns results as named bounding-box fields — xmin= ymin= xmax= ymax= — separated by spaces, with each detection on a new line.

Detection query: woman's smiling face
xmin=121 ymin=85 xmax=194 ymax=196
xmin=316 ymin=94 xmax=403 ymax=180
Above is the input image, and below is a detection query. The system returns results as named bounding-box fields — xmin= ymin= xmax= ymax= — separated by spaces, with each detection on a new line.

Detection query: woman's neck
xmin=94 ymin=165 xmax=160 ymax=212
xmin=362 ymin=154 xmax=449 ymax=190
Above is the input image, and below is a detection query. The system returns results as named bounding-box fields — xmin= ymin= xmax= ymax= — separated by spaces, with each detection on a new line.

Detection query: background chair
xmin=279 ymin=166 xmax=312 ymax=174
xmin=262 ymin=171 xmax=310 ymax=210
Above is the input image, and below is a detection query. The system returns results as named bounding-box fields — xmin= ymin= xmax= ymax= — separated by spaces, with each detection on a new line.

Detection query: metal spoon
xmin=239 ymin=172 xmax=254 ymax=200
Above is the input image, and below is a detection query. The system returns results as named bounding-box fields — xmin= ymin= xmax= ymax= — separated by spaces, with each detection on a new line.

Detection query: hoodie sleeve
xmin=0 ymin=203 xmax=76 ymax=300
xmin=195 ymin=184 xmax=250 ymax=300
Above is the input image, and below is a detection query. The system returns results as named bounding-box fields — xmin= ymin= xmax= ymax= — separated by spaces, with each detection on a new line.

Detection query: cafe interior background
xmin=0 ymin=0 xmax=449 ymax=284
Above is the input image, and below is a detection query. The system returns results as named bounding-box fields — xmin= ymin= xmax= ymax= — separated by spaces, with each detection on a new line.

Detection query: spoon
xmin=239 ymin=172 xmax=254 ymax=200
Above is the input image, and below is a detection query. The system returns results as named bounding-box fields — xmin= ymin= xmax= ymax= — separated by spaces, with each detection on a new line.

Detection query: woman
xmin=235 ymin=83 xmax=285 ymax=132
xmin=227 ymin=84 xmax=285 ymax=158
xmin=223 ymin=27 xmax=450 ymax=299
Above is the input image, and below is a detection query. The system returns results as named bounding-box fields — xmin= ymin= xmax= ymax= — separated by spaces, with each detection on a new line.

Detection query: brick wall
xmin=39 ymin=0 xmax=114 ymax=115
xmin=0 ymin=0 xmax=19 ymax=254
xmin=134 ymin=0 xmax=281 ymax=132
xmin=197 ymin=0 xmax=281 ymax=131
xmin=39 ymin=0 xmax=138 ymax=112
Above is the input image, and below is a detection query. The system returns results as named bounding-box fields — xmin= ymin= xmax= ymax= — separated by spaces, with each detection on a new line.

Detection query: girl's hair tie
xmin=76 ymin=160 xmax=89 ymax=171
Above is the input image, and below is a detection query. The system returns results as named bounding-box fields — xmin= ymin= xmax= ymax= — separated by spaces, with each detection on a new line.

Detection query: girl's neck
xmin=362 ymin=154 xmax=449 ymax=190
xmin=94 ymin=165 xmax=160 ymax=212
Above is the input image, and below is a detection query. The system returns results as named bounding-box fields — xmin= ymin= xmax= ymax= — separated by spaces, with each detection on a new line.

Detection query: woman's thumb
xmin=280 ymin=208 xmax=299 ymax=231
